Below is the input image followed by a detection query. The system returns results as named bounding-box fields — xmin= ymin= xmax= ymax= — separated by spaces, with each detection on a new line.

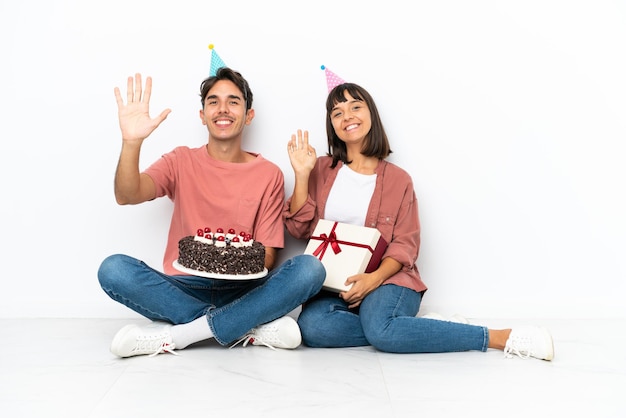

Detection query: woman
xmin=283 ymin=82 xmax=554 ymax=360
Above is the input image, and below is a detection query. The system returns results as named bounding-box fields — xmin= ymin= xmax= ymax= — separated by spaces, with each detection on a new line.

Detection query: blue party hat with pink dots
xmin=209 ymin=44 xmax=227 ymax=76
xmin=321 ymin=65 xmax=346 ymax=92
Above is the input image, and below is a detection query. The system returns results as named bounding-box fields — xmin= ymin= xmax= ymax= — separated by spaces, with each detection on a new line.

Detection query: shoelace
xmin=229 ymin=333 xmax=277 ymax=350
xmin=131 ymin=335 xmax=179 ymax=357
xmin=503 ymin=341 xmax=531 ymax=359
xmin=503 ymin=327 xmax=553 ymax=361
xmin=148 ymin=342 xmax=179 ymax=357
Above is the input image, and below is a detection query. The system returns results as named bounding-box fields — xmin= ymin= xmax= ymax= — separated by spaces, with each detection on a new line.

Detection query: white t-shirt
xmin=325 ymin=165 xmax=377 ymax=226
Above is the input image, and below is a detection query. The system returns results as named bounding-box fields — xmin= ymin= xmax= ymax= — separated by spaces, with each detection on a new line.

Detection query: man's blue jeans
xmin=98 ymin=254 xmax=325 ymax=345
xmin=298 ymin=284 xmax=489 ymax=353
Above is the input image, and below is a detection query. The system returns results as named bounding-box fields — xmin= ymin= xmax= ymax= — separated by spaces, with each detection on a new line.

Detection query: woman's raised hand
xmin=287 ymin=129 xmax=317 ymax=175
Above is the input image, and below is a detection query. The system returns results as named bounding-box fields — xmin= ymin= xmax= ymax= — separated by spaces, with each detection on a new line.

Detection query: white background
xmin=1 ymin=0 xmax=624 ymax=319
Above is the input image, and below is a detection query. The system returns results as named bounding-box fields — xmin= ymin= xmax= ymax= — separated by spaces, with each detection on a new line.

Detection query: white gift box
xmin=304 ymin=219 xmax=388 ymax=292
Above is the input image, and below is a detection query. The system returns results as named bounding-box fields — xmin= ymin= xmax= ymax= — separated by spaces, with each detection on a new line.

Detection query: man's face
xmin=199 ymin=79 xmax=254 ymax=141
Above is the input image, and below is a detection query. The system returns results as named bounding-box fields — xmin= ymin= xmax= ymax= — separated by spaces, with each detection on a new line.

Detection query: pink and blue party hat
xmin=321 ymin=65 xmax=346 ymax=92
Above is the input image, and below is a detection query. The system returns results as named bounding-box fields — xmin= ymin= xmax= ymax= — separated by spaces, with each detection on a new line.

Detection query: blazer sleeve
xmin=378 ymin=169 xmax=420 ymax=271
xmin=283 ymin=158 xmax=325 ymax=240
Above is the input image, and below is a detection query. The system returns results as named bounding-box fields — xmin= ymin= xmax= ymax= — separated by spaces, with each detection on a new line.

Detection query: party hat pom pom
xmin=208 ymin=44 xmax=214 ymax=50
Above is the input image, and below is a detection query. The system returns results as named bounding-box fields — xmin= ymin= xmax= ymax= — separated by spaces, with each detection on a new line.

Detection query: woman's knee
xmin=363 ymin=326 xmax=393 ymax=352
xmin=297 ymin=301 xmax=321 ymax=330
xmin=361 ymin=310 xmax=397 ymax=352
xmin=297 ymin=304 xmax=328 ymax=347
xmin=299 ymin=327 xmax=326 ymax=348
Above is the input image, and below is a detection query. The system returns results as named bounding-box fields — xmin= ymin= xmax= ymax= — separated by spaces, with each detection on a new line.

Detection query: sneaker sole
xmin=259 ymin=316 xmax=302 ymax=349
xmin=110 ymin=324 xmax=138 ymax=357
xmin=273 ymin=317 xmax=302 ymax=349
xmin=538 ymin=327 xmax=554 ymax=361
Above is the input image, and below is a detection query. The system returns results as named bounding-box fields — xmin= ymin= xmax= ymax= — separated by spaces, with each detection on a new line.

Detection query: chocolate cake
xmin=177 ymin=228 xmax=265 ymax=276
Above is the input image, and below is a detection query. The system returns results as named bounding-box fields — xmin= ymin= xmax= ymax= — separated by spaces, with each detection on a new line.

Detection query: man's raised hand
xmin=114 ymin=73 xmax=171 ymax=144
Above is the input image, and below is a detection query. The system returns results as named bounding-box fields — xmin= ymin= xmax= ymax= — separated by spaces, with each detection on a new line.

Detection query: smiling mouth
xmin=345 ymin=123 xmax=359 ymax=131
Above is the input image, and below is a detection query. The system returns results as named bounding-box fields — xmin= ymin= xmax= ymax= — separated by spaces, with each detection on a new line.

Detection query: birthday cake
xmin=176 ymin=228 xmax=266 ymax=276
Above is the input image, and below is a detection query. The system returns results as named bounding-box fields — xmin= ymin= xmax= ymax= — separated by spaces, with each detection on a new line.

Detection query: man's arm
xmin=113 ymin=74 xmax=171 ymax=205
xmin=114 ymin=146 xmax=156 ymax=205
xmin=264 ymin=247 xmax=278 ymax=271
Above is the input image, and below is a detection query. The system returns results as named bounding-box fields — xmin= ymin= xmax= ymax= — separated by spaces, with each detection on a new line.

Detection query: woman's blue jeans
xmin=98 ymin=254 xmax=325 ymax=346
xmin=297 ymin=284 xmax=489 ymax=353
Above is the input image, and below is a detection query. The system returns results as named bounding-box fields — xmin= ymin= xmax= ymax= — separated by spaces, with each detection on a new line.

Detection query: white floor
xmin=1 ymin=317 xmax=625 ymax=418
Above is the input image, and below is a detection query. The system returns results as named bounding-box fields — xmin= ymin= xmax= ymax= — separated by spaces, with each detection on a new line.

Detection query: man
xmin=98 ymin=68 xmax=325 ymax=358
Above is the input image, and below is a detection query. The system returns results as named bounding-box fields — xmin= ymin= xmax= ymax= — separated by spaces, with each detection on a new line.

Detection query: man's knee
xmin=97 ymin=254 xmax=130 ymax=289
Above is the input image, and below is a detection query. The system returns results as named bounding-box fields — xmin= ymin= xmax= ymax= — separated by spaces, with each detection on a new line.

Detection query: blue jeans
xmin=98 ymin=254 xmax=325 ymax=345
xmin=297 ymin=284 xmax=489 ymax=353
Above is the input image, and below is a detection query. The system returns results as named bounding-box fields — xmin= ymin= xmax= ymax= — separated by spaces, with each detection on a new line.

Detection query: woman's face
xmin=330 ymin=92 xmax=372 ymax=146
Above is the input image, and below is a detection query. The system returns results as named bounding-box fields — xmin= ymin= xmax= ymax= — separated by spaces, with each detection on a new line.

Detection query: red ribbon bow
xmin=312 ymin=230 xmax=342 ymax=259
xmin=310 ymin=221 xmax=374 ymax=261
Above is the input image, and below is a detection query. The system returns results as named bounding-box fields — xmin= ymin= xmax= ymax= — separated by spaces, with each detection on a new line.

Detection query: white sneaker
xmin=421 ymin=312 xmax=446 ymax=321
xmin=110 ymin=322 xmax=178 ymax=358
xmin=449 ymin=314 xmax=470 ymax=324
xmin=504 ymin=326 xmax=554 ymax=361
xmin=230 ymin=316 xmax=302 ymax=350
xmin=421 ymin=312 xmax=469 ymax=324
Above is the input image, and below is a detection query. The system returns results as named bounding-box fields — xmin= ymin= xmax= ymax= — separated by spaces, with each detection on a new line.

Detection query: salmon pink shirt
xmin=145 ymin=146 xmax=285 ymax=275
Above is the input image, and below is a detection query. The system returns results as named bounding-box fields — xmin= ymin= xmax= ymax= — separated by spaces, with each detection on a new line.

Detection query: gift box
xmin=304 ymin=219 xmax=388 ymax=292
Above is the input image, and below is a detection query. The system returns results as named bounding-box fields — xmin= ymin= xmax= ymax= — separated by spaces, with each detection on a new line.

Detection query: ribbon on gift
xmin=310 ymin=221 xmax=375 ymax=261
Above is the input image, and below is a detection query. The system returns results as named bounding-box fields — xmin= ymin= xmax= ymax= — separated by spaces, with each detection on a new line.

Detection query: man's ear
xmin=245 ymin=108 xmax=255 ymax=125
